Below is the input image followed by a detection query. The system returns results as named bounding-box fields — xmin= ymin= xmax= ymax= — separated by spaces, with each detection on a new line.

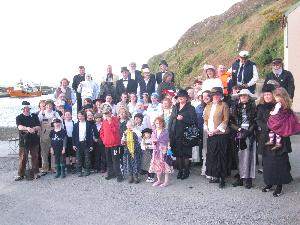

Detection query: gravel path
xmin=0 ymin=137 xmax=300 ymax=225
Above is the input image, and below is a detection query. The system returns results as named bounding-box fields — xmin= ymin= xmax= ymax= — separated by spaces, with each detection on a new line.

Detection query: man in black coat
xmin=137 ymin=68 xmax=156 ymax=98
xmin=72 ymin=66 xmax=86 ymax=112
xmin=263 ymin=58 xmax=295 ymax=99
xmin=156 ymin=60 xmax=175 ymax=85
xmin=116 ymin=67 xmax=138 ymax=101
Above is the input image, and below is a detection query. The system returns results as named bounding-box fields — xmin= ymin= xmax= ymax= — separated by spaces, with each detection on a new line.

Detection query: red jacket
xmin=100 ymin=116 xmax=121 ymax=148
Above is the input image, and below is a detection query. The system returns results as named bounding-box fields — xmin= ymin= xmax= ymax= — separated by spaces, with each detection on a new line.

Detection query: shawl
xmin=126 ymin=130 xmax=135 ymax=158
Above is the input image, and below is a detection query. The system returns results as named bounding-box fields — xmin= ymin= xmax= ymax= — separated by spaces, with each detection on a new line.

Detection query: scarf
xmin=126 ymin=130 xmax=135 ymax=158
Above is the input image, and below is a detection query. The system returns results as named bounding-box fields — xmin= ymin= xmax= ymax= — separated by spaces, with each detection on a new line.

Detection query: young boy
xmin=63 ymin=111 xmax=76 ymax=174
xmin=72 ymin=110 xmax=94 ymax=177
xmin=49 ymin=118 xmax=67 ymax=178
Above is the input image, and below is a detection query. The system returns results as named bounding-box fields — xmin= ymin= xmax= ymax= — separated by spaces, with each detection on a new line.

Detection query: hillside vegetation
xmin=148 ymin=0 xmax=298 ymax=87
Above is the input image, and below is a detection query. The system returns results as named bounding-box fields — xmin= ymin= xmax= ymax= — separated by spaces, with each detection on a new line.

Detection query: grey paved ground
xmin=0 ymin=136 xmax=300 ymax=225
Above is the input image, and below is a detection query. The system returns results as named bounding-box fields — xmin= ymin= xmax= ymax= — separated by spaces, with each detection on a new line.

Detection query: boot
xmin=245 ymin=178 xmax=253 ymax=189
xmin=219 ymin=178 xmax=225 ymax=188
xmin=66 ymin=165 xmax=72 ymax=174
xmin=232 ymin=178 xmax=243 ymax=187
xmin=54 ymin=164 xmax=61 ymax=178
xmin=181 ymin=169 xmax=190 ymax=180
xmin=177 ymin=170 xmax=183 ymax=179
xmin=128 ymin=175 xmax=134 ymax=183
xmin=273 ymin=185 xmax=282 ymax=197
xmin=61 ymin=165 xmax=66 ymax=178
xmin=85 ymin=168 xmax=91 ymax=176
xmin=134 ymin=174 xmax=140 ymax=184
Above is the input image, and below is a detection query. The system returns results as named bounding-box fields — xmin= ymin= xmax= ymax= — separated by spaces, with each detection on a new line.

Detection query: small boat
xmin=7 ymin=82 xmax=42 ymax=97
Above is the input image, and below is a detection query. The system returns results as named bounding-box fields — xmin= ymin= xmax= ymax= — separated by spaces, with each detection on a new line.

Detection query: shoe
xmin=159 ymin=182 xmax=169 ymax=187
xmin=34 ymin=174 xmax=41 ymax=180
xmin=258 ymin=169 xmax=263 ymax=174
xmin=117 ymin=176 xmax=123 ymax=182
xmin=262 ymin=185 xmax=273 ymax=192
xmin=152 ymin=181 xmax=162 ymax=187
xmin=146 ymin=177 xmax=155 ymax=183
xmin=181 ymin=170 xmax=190 ymax=180
xmin=177 ymin=170 xmax=183 ymax=179
xmin=209 ymin=178 xmax=220 ymax=183
xmin=232 ymin=178 xmax=243 ymax=187
xmin=265 ymin=141 xmax=274 ymax=146
xmin=105 ymin=175 xmax=116 ymax=180
xmin=245 ymin=178 xmax=253 ymax=189
xmin=41 ymin=171 xmax=48 ymax=176
xmin=271 ymin=144 xmax=282 ymax=151
xmin=219 ymin=179 xmax=225 ymax=188
xmin=273 ymin=185 xmax=282 ymax=197
xmin=128 ymin=175 xmax=134 ymax=183
xmin=14 ymin=176 xmax=24 ymax=181
xmin=134 ymin=174 xmax=140 ymax=184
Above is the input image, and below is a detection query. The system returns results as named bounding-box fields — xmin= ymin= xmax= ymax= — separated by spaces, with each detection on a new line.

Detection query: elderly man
xmin=72 ymin=66 xmax=86 ymax=112
xmin=116 ymin=66 xmax=138 ymax=101
xmin=230 ymin=51 xmax=259 ymax=94
xmin=137 ymin=68 xmax=156 ymax=98
xmin=128 ymin=62 xmax=142 ymax=82
xmin=15 ymin=101 xmax=41 ymax=181
xmin=263 ymin=58 xmax=295 ymax=99
xmin=156 ymin=60 xmax=175 ymax=85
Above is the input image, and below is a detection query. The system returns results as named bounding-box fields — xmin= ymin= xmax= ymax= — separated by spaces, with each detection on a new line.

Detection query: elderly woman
xmin=230 ymin=89 xmax=257 ymax=189
xmin=203 ymin=87 xmax=229 ymax=188
xmin=169 ymin=89 xmax=197 ymax=180
xmin=257 ymin=84 xmax=293 ymax=197
xmin=55 ymin=78 xmax=75 ymax=106
xmin=201 ymin=65 xmax=223 ymax=92
xmin=157 ymin=72 xmax=176 ymax=100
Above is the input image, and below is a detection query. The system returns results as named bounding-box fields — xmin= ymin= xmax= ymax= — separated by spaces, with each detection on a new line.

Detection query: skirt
xmin=263 ymin=149 xmax=293 ymax=185
xmin=205 ymin=134 xmax=228 ymax=178
xmin=172 ymin=138 xmax=192 ymax=158
xmin=141 ymin=149 xmax=152 ymax=171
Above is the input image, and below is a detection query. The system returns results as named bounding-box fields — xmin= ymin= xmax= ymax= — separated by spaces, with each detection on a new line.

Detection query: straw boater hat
xmin=232 ymin=89 xmax=257 ymax=100
xmin=210 ymin=87 xmax=223 ymax=96
xmin=239 ymin=50 xmax=250 ymax=58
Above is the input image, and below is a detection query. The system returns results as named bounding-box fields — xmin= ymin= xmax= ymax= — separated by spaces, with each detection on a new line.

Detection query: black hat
xmin=262 ymin=84 xmax=275 ymax=93
xmin=21 ymin=101 xmax=31 ymax=109
xmin=51 ymin=118 xmax=62 ymax=127
xmin=121 ymin=66 xmax=129 ymax=73
xmin=141 ymin=64 xmax=149 ymax=70
xmin=142 ymin=128 xmax=152 ymax=135
xmin=159 ymin=60 xmax=168 ymax=67
xmin=176 ymin=89 xmax=189 ymax=99
xmin=134 ymin=113 xmax=144 ymax=121
xmin=211 ymin=87 xmax=223 ymax=96
xmin=272 ymin=58 xmax=283 ymax=65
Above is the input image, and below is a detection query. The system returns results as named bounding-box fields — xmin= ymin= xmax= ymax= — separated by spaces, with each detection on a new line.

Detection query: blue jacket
xmin=232 ymin=59 xmax=256 ymax=93
xmin=72 ymin=121 xmax=94 ymax=148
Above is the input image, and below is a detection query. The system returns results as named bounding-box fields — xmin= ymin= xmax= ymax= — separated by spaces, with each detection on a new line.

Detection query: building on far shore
xmin=284 ymin=1 xmax=300 ymax=112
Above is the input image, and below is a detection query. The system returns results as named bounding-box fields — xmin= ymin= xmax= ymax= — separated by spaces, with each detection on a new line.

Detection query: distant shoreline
xmin=0 ymin=127 xmax=18 ymax=141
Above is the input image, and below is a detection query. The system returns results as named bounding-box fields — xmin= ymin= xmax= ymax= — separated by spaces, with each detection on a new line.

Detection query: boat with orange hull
xmin=7 ymin=83 xmax=42 ymax=97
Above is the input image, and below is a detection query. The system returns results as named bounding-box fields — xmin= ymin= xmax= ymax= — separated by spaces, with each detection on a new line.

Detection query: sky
xmin=0 ymin=0 xmax=241 ymax=86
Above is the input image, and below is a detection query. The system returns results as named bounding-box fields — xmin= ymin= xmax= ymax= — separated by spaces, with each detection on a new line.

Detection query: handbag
xmin=182 ymin=124 xmax=201 ymax=147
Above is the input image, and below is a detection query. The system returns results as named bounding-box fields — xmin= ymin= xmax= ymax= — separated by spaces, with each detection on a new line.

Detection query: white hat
xmin=203 ymin=64 xmax=216 ymax=71
xmin=239 ymin=50 xmax=250 ymax=58
xmin=142 ymin=68 xmax=150 ymax=73
xmin=232 ymin=89 xmax=257 ymax=100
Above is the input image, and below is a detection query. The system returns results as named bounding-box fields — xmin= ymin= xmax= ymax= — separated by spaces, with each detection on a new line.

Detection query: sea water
xmin=0 ymin=95 xmax=77 ymax=127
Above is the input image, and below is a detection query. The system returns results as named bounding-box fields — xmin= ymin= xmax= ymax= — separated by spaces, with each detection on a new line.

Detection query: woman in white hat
xmin=201 ymin=64 xmax=223 ymax=92
xmin=230 ymin=89 xmax=257 ymax=189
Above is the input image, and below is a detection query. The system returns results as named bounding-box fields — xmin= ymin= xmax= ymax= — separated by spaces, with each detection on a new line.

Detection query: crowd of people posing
xmin=15 ymin=50 xmax=300 ymax=198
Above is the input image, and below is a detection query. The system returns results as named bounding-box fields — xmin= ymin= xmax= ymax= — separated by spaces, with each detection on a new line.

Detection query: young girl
xmin=63 ymin=111 xmax=76 ymax=174
xmin=141 ymin=128 xmax=155 ymax=183
xmin=118 ymin=107 xmax=130 ymax=170
xmin=266 ymin=87 xmax=300 ymax=150
xmin=149 ymin=117 xmax=173 ymax=187
xmin=49 ymin=118 xmax=67 ymax=178
xmin=122 ymin=120 xmax=142 ymax=184
xmin=162 ymin=98 xmax=173 ymax=126
xmin=128 ymin=93 xmax=138 ymax=116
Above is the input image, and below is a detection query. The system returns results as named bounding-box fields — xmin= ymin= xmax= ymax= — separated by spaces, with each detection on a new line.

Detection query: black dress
xmin=257 ymin=103 xmax=293 ymax=185
xmin=168 ymin=102 xmax=197 ymax=158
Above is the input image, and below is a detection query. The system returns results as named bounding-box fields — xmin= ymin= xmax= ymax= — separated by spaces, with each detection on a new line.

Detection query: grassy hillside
xmin=148 ymin=0 xmax=299 ymax=87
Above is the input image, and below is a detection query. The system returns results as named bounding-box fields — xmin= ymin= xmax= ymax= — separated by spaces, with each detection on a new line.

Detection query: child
xmin=122 ymin=120 xmax=142 ymax=184
xmin=63 ymin=111 xmax=76 ymax=174
xmin=49 ymin=118 xmax=67 ymax=178
xmin=118 ymin=107 xmax=130 ymax=171
xmin=93 ymin=113 xmax=106 ymax=173
xmin=149 ymin=117 xmax=173 ymax=187
xmin=141 ymin=128 xmax=155 ymax=182
xmin=100 ymin=106 xmax=123 ymax=182
xmin=266 ymin=87 xmax=300 ymax=150
xmin=72 ymin=110 xmax=94 ymax=177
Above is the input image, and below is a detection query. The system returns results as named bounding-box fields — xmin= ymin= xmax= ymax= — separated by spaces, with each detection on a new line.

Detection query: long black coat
xmin=256 ymin=102 xmax=292 ymax=155
xmin=115 ymin=79 xmax=138 ymax=101
xmin=168 ymin=102 xmax=197 ymax=158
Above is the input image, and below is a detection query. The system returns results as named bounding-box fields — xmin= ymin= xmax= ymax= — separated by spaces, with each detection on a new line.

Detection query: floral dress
xmin=149 ymin=129 xmax=173 ymax=174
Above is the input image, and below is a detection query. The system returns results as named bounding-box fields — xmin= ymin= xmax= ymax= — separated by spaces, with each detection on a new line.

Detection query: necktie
xmin=237 ymin=64 xmax=244 ymax=83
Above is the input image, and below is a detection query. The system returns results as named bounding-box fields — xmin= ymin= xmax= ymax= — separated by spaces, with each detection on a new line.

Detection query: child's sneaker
xmin=146 ymin=177 xmax=155 ymax=183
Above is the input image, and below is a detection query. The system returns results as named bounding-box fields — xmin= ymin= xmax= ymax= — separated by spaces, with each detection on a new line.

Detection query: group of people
xmin=15 ymin=50 xmax=300 ymax=197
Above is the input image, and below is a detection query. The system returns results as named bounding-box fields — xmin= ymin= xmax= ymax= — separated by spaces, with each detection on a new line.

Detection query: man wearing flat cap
xmin=116 ymin=66 xmax=138 ymax=101
xmin=230 ymin=51 xmax=259 ymax=94
xmin=263 ymin=58 xmax=295 ymax=99
xmin=156 ymin=60 xmax=175 ymax=85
